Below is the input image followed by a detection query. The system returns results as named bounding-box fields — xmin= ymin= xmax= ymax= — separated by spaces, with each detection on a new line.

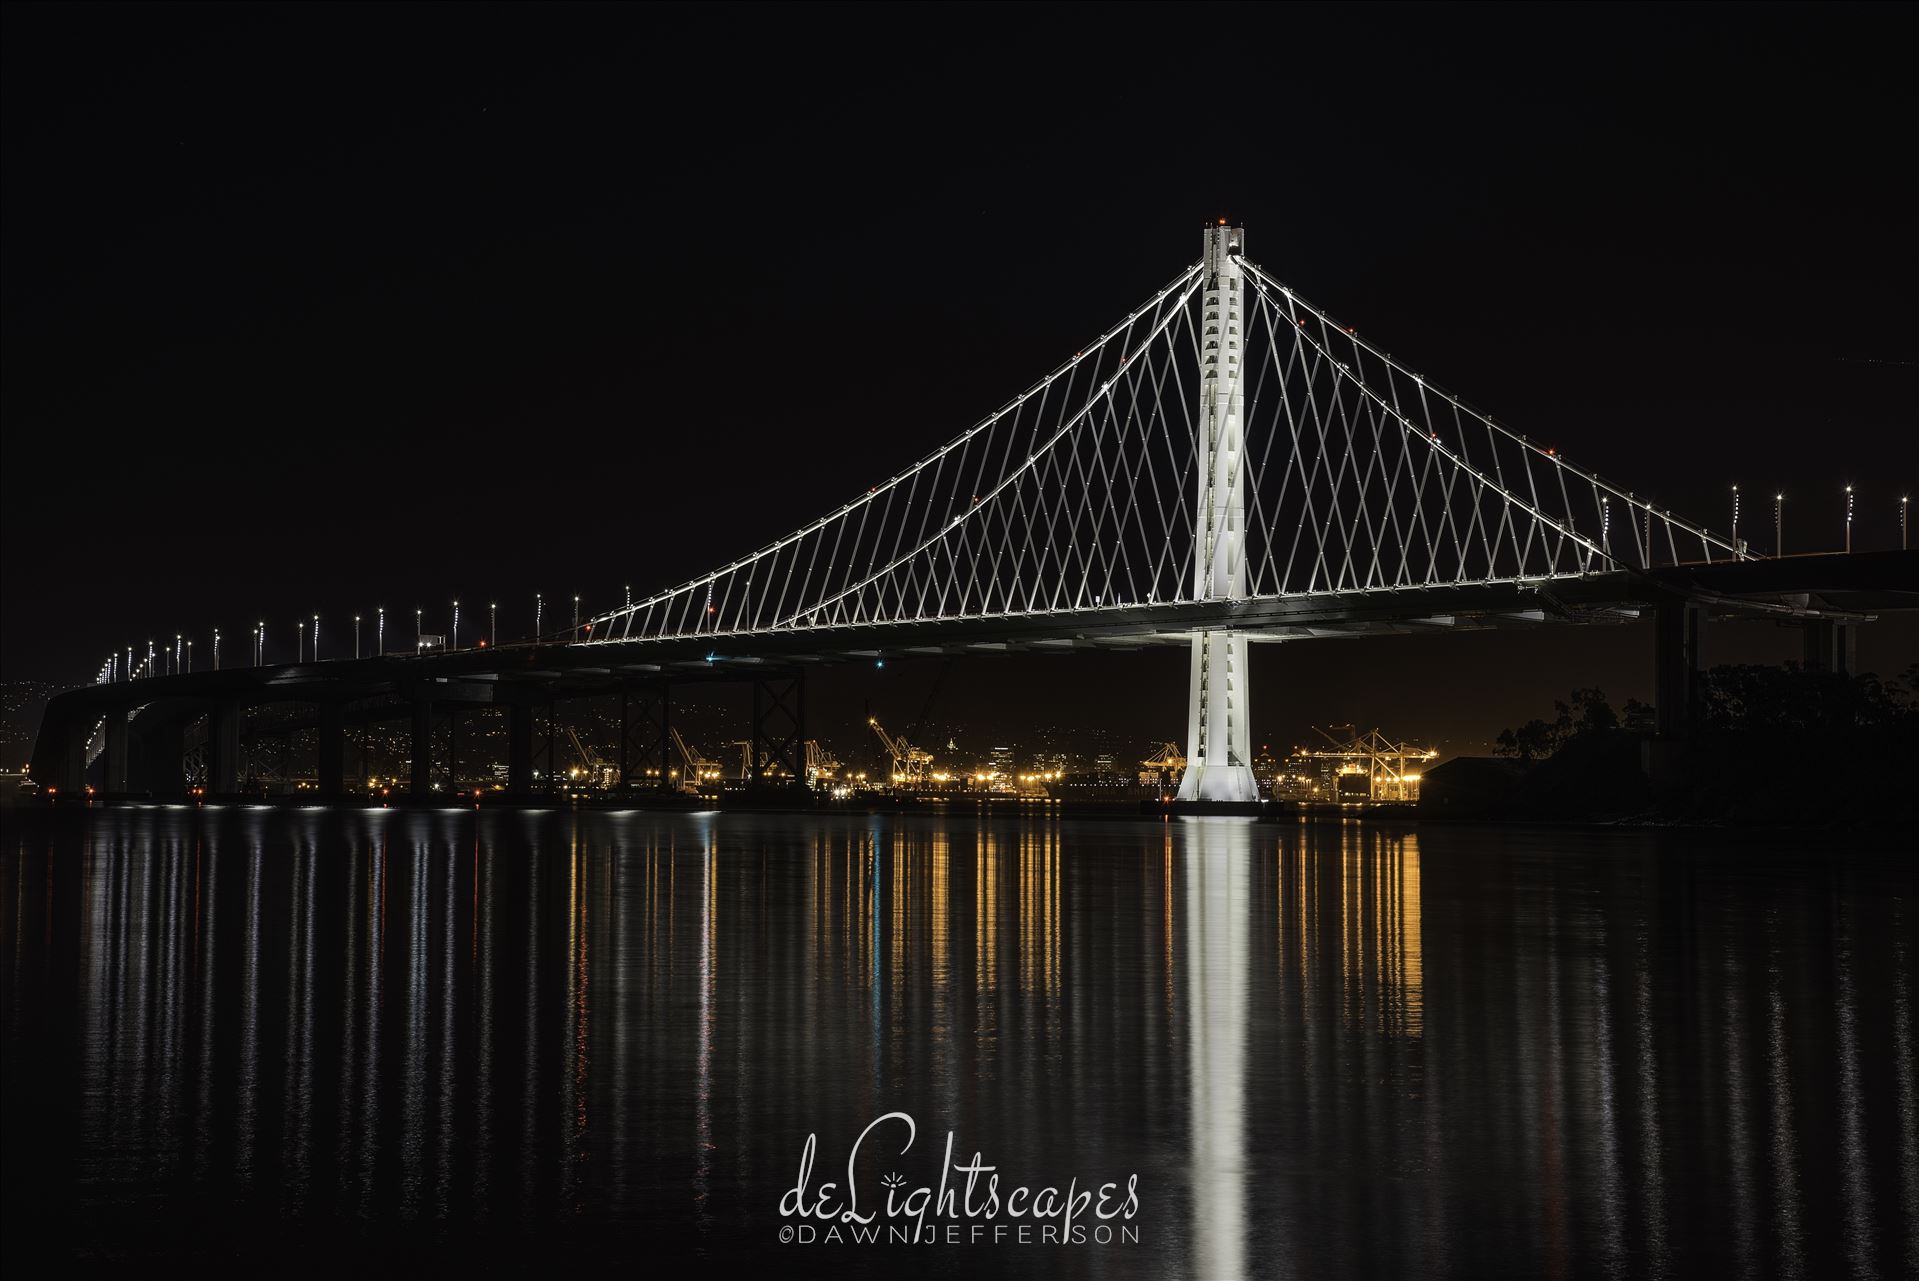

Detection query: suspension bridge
xmin=28 ymin=224 xmax=1913 ymax=803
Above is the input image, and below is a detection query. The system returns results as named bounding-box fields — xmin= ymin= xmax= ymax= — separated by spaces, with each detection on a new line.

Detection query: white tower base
xmin=1177 ymin=631 xmax=1259 ymax=802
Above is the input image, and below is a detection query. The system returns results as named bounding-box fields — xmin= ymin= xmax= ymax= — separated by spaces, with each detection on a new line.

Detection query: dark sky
xmin=3 ymin=2 xmax=1914 ymax=749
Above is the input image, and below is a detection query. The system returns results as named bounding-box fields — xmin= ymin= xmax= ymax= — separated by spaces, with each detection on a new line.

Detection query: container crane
xmin=671 ymin=727 xmax=719 ymax=793
xmin=868 ymin=716 xmax=932 ymax=788
xmin=1138 ymin=741 xmax=1186 ymax=791
xmin=803 ymin=740 xmax=840 ymax=789
xmin=565 ymin=727 xmax=613 ymax=787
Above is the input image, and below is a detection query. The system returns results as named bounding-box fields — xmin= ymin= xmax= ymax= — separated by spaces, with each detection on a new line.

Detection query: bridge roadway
xmin=27 ymin=551 xmax=1916 ymax=801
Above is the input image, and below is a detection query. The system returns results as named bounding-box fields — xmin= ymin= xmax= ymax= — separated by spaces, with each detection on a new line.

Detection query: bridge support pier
xmin=317 ymin=702 xmax=345 ymax=800
xmin=508 ymin=700 xmax=534 ymax=795
xmin=103 ymin=708 xmax=129 ymax=796
xmin=45 ymin=713 xmax=87 ymax=796
xmin=410 ymin=698 xmax=434 ymax=799
xmin=617 ymin=684 xmax=672 ymax=794
xmin=209 ymin=702 xmax=242 ymax=795
xmin=1801 ymin=618 xmax=1856 ymax=675
xmin=1646 ymin=601 xmax=1707 ymax=794
xmin=750 ymin=672 xmax=805 ymax=791
xmin=1653 ymin=602 xmax=1706 ymax=740
xmin=129 ymin=717 xmax=187 ymax=798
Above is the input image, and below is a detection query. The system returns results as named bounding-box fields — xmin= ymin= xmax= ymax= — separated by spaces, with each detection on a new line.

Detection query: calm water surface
xmin=2 ymin=807 xmax=1914 ymax=1278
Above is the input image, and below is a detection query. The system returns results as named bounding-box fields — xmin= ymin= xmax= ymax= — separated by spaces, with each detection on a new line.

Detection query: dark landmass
xmin=1422 ymin=664 xmax=1919 ymax=827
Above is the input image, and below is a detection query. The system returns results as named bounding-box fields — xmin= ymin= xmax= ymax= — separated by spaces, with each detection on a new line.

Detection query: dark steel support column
xmin=1801 ymin=618 xmax=1856 ymax=675
xmin=103 ymin=708 xmax=128 ymax=795
xmin=1647 ymin=600 xmax=1706 ymax=795
xmin=131 ymin=719 xmax=187 ymax=797
xmin=660 ymin=684 xmax=673 ymax=794
xmin=410 ymin=697 xmax=434 ymax=799
xmin=750 ymin=670 xmax=806 ymax=790
xmin=57 ymin=718 xmax=87 ymax=795
xmin=1653 ymin=601 xmax=1706 ymax=740
xmin=210 ymin=701 xmax=242 ymax=795
xmin=618 ymin=688 xmax=630 ymax=794
xmin=615 ymin=683 xmax=669 ymax=794
xmin=508 ymin=700 xmax=534 ymax=794
xmin=317 ymin=701 xmax=345 ymax=799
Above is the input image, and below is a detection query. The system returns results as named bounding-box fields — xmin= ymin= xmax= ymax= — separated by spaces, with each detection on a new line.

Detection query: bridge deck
xmin=29 ymin=551 xmax=1915 ymax=785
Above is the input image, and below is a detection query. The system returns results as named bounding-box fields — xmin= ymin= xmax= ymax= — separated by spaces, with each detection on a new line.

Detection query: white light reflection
xmin=1182 ymin=817 xmax=1250 ymax=1281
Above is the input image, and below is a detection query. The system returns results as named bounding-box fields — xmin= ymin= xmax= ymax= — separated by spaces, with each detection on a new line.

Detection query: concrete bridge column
xmin=209 ymin=701 xmax=243 ymax=794
xmin=317 ymin=702 xmax=345 ymax=800
xmin=410 ymin=698 xmax=435 ymax=799
xmin=1801 ymin=618 xmax=1856 ymax=675
xmin=103 ymin=708 xmax=129 ymax=795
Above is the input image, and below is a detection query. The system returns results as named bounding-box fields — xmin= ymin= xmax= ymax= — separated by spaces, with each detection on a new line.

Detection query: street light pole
xmin=1845 ymin=485 xmax=1854 ymax=553
xmin=355 ymin=614 xmax=362 ymax=659
xmin=1774 ymin=494 xmax=1783 ymax=558
xmin=490 ymin=602 xmax=497 ymax=647
xmin=452 ymin=600 xmax=461 ymax=650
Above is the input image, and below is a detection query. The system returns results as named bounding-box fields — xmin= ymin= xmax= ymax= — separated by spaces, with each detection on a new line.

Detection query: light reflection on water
xmin=2 ymin=807 xmax=1915 ymax=1278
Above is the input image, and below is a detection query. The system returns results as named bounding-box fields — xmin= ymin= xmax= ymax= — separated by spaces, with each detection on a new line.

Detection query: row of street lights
xmin=97 ymin=592 xmax=597 ymax=685
xmin=1731 ymin=486 xmax=1909 ymax=555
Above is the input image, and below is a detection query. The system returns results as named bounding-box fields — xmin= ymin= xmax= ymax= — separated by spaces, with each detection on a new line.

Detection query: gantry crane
xmin=868 ymin=716 xmax=933 ymax=788
xmin=1288 ymin=725 xmax=1437 ymax=802
xmin=1138 ymin=740 xmax=1186 ymax=790
xmin=566 ymin=727 xmax=613 ymax=786
xmin=671 ymin=727 xmax=719 ymax=793
xmin=803 ymin=740 xmax=840 ymax=789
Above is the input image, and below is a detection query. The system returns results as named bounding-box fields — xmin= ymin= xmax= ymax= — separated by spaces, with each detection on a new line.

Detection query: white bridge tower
xmin=1177 ymin=223 xmax=1260 ymax=802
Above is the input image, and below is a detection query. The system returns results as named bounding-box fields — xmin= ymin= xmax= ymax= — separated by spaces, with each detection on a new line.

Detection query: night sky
xmin=3 ymin=3 xmax=1913 ymax=752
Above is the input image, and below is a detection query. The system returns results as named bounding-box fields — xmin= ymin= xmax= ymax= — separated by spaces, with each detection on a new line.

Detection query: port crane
xmin=1138 ymin=741 xmax=1186 ymax=790
xmin=803 ymin=740 xmax=840 ymax=789
xmin=671 ymin=727 xmax=719 ymax=793
xmin=868 ymin=716 xmax=933 ymax=788
xmin=564 ymin=724 xmax=610 ymax=786
xmin=1293 ymin=725 xmax=1437 ymax=802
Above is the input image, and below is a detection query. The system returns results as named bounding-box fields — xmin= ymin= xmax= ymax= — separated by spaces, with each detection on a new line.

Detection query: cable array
xmin=586 ymin=254 xmax=1743 ymax=643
